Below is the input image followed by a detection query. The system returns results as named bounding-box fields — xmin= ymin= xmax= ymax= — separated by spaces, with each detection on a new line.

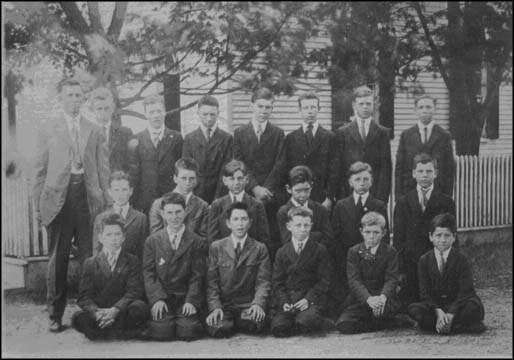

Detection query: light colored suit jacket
xmin=32 ymin=114 xmax=110 ymax=226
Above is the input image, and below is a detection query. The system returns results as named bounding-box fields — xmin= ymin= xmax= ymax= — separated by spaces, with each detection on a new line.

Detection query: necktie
xmin=423 ymin=127 xmax=428 ymax=144
xmin=71 ymin=122 xmax=83 ymax=169
xmin=170 ymin=234 xmax=178 ymax=250
xmin=115 ymin=206 xmax=124 ymax=219
xmin=438 ymin=251 xmax=445 ymax=274
xmin=359 ymin=119 xmax=366 ymax=141
xmin=108 ymin=252 xmax=117 ymax=272
xmin=206 ymin=127 xmax=212 ymax=141
xmin=420 ymin=188 xmax=429 ymax=211
xmin=297 ymin=242 xmax=303 ymax=255
xmin=231 ymin=195 xmax=236 ymax=204
xmin=306 ymin=123 xmax=314 ymax=148
xmin=356 ymin=195 xmax=364 ymax=213
xmin=256 ymin=124 xmax=263 ymax=144
xmin=152 ymin=133 xmax=160 ymax=148
xmin=235 ymin=242 xmax=242 ymax=261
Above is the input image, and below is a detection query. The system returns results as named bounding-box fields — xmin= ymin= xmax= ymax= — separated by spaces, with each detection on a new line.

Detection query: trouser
xmin=46 ymin=175 xmax=91 ymax=322
xmin=270 ymin=305 xmax=326 ymax=337
xmin=336 ymin=302 xmax=397 ymax=334
xmin=206 ymin=305 xmax=268 ymax=338
xmin=72 ymin=300 xmax=149 ymax=340
xmin=408 ymin=300 xmax=484 ymax=333
xmin=400 ymin=258 xmax=420 ymax=305
xmin=264 ymin=198 xmax=282 ymax=263
xmin=147 ymin=297 xmax=204 ymax=341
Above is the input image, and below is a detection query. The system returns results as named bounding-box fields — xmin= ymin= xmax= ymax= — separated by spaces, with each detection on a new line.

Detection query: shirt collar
xmin=104 ymin=247 xmax=121 ymax=263
xmin=302 ymin=121 xmax=319 ymax=135
xmin=230 ymin=191 xmax=245 ymax=202
xmin=291 ymin=198 xmax=309 ymax=208
xmin=417 ymin=183 xmax=434 ymax=196
xmin=231 ymin=233 xmax=248 ymax=250
xmin=148 ymin=125 xmax=165 ymax=137
xmin=172 ymin=190 xmax=192 ymax=205
xmin=291 ymin=236 xmax=309 ymax=252
xmin=252 ymin=120 xmax=268 ymax=134
xmin=437 ymin=247 xmax=452 ymax=260
xmin=167 ymin=224 xmax=185 ymax=246
xmin=367 ymin=242 xmax=380 ymax=255
xmin=200 ymin=123 xmax=217 ymax=137
xmin=417 ymin=120 xmax=434 ymax=133
xmin=354 ymin=115 xmax=372 ymax=125
xmin=114 ymin=203 xmax=130 ymax=218
xmin=353 ymin=191 xmax=369 ymax=205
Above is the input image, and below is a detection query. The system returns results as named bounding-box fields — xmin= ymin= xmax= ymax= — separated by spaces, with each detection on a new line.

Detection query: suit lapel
xmin=309 ymin=126 xmax=324 ymax=154
xmin=158 ymin=128 xmax=175 ymax=162
xmin=112 ymin=251 xmax=128 ymax=277
xmin=56 ymin=116 xmax=74 ymax=151
xmin=426 ymin=125 xmax=441 ymax=149
xmin=442 ymin=247 xmax=456 ymax=280
xmin=407 ymin=190 xmax=423 ymax=216
xmin=171 ymin=230 xmax=194 ymax=263
xmin=349 ymin=121 xmax=365 ymax=145
xmin=223 ymin=238 xmax=236 ymax=261
xmin=258 ymin=122 xmax=273 ymax=147
xmin=96 ymin=252 xmax=112 ymax=281
xmin=284 ymin=241 xmax=299 ymax=265
xmin=79 ymin=117 xmax=92 ymax=159
xmin=236 ymin=237 xmax=255 ymax=268
xmin=194 ymin=128 xmax=208 ymax=148
xmin=344 ymin=198 xmax=357 ymax=225
xmin=185 ymin=195 xmax=197 ymax=219
xmin=295 ymin=238 xmax=315 ymax=270
xmin=124 ymin=206 xmax=137 ymax=228
xmin=209 ymin=127 xmax=224 ymax=148
xmin=365 ymin=121 xmax=379 ymax=147
xmin=156 ymin=230 xmax=174 ymax=263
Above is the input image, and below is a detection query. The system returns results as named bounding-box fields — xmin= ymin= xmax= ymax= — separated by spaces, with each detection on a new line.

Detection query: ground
xmin=2 ymin=241 xmax=512 ymax=358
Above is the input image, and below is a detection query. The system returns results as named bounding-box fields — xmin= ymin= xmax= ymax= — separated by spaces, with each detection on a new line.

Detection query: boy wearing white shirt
xmin=408 ymin=213 xmax=485 ymax=334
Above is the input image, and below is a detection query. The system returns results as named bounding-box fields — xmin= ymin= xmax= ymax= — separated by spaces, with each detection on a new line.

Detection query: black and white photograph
xmin=2 ymin=1 xmax=512 ymax=357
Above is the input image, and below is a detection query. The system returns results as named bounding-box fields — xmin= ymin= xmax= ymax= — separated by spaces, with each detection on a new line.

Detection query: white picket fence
xmin=2 ymin=154 xmax=513 ymax=258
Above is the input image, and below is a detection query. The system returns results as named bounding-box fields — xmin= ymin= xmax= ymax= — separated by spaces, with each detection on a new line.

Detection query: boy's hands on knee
xmin=182 ymin=302 xmax=197 ymax=317
xmin=206 ymin=308 xmax=224 ymax=326
xmin=293 ymin=298 xmax=309 ymax=312
xmin=367 ymin=296 xmax=386 ymax=318
xmin=151 ymin=300 xmax=168 ymax=320
xmin=435 ymin=308 xmax=454 ymax=334
xmin=248 ymin=304 xmax=265 ymax=322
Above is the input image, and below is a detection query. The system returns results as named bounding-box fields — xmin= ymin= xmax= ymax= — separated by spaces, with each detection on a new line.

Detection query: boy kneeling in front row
xmin=271 ymin=206 xmax=333 ymax=337
xmin=408 ymin=213 xmax=486 ymax=335
xmin=73 ymin=213 xmax=149 ymax=340
xmin=336 ymin=211 xmax=401 ymax=334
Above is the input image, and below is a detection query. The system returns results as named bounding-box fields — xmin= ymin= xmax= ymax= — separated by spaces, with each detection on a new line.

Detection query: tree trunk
xmin=377 ymin=48 xmax=395 ymax=138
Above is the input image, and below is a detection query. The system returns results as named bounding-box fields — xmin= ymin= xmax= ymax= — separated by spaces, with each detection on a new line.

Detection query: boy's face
xmin=286 ymin=181 xmax=312 ymax=205
xmin=412 ymin=162 xmax=437 ymax=188
xmin=286 ymin=215 xmax=312 ymax=242
xmin=299 ymin=98 xmax=319 ymax=125
xmin=252 ymin=99 xmax=274 ymax=123
xmin=161 ymin=203 xmax=186 ymax=229
xmin=223 ymin=170 xmax=247 ymax=195
xmin=429 ymin=226 xmax=455 ymax=253
xmin=108 ymin=179 xmax=133 ymax=207
xmin=226 ymin=208 xmax=251 ymax=238
xmin=92 ymin=98 xmax=114 ymax=126
xmin=360 ymin=224 xmax=384 ymax=248
xmin=415 ymin=98 xmax=436 ymax=125
xmin=197 ymin=104 xmax=218 ymax=129
xmin=99 ymin=224 xmax=124 ymax=253
xmin=145 ymin=102 xmax=165 ymax=129
xmin=349 ymin=170 xmax=372 ymax=195
xmin=353 ymin=95 xmax=374 ymax=119
xmin=174 ymin=168 xmax=197 ymax=194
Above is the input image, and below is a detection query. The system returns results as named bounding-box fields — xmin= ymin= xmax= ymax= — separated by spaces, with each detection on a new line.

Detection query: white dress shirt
xmin=252 ymin=121 xmax=268 ymax=137
xmin=417 ymin=184 xmax=434 ymax=207
xmin=435 ymin=247 xmax=451 ymax=271
xmin=291 ymin=236 xmax=308 ymax=254
xmin=113 ymin=203 xmax=130 ymax=219
xmin=291 ymin=198 xmax=309 ymax=209
xmin=167 ymin=225 xmax=185 ymax=250
xmin=200 ymin=123 xmax=217 ymax=140
xmin=354 ymin=115 xmax=372 ymax=138
xmin=302 ymin=121 xmax=319 ymax=137
xmin=64 ymin=112 xmax=85 ymax=174
xmin=104 ymin=247 xmax=121 ymax=271
xmin=230 ymin=191 xmax=245 ymax=203
xmin=353 ymin=191 xmax=369 ymax=206
xmin=231 ymin=233 xmax=248 ymax=251
xmin=417 ymin=121 xmax=435 ymax=144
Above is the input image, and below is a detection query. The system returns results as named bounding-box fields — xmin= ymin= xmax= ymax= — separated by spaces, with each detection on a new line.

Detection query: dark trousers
xmin=206 ymin=305 xmax=267 ymax=338
xmin=400 ymin=258 xmax=420 ymax=305
xmin=46 ymin=176 xmax=91 ymax=321
xmin=147 ymin=297 xmax=204 ymax=341
xmin=264 ymin=199 xmax=282 ymax=263
xmin=72 ymin=300 xmax=149 ymax=340
xmin=408 ymin=300 xmax=484 ymax=333
xmin=270 ymin=305 xmax=325 ymax=337
xmin=336 ymin=302 xmax=397 ymax=334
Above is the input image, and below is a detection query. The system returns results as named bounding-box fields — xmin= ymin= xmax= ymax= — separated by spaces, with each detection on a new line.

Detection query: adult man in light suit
xmin=335 ymin=86 xmax=392 ymax=203
xmin=32 ymin=78 xmax=110 ymax=333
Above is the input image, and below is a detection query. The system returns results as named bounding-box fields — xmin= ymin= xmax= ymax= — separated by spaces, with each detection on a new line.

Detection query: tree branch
xmin=107 ymin=2 xmax=128 ymax=41
xmin=412 ymin=1 xmax=450 ymax=87
xmin=65 ymin=46 xmax=89 ymax=60
xmin=59 ymin=2 xmax=91 ymax=34
xmin=87 ymin=2 xmax=105 ymax=35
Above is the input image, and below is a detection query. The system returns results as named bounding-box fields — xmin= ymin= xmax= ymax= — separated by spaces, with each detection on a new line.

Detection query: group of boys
xmin=33 ymin=79 xmax=485 ymax=341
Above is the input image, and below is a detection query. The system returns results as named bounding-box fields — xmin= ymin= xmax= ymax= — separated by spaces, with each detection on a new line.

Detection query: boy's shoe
xmin=454 ymin=321 xmax=486 ymax=334
xmin=49 ymin=319 xmax=63 ymax=333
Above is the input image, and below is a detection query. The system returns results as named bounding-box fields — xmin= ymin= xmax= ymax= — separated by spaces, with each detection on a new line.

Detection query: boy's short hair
xmin=143 ymin=94 xmax=164 ymax=111
xmin=161 ymin=192 xmax=186 ymax=210
xmin=251 ymin=87 xmax=274 ymax=103
xmin=109 ymin=170 xmax=132 ymax=188
xmin=414 ymin=94 xmax=437 ymax=107
xmin=222 ymin=159 xmax=248 ymax=177
xmin=287 ymin=206 xmax=313 ymax=222
xmin=89 ymin=87 xmax=114 ymax=108
xmin=360 ymin=211 xmax=386 ymax=230
xmin=197 ymin=95 xmax=219 ymax=108
xmin=225 ymin=201 xmax=250 ymax=220
xmin=412 ymin=153 xmax=438 ymax=171
xmin=98 ymin=212 xmax=125 ymax=235
xmin=348 ymin=161 xmax=373 ymax=179
xmin=288 ymin=165 xmax=313 ymax=187
xmin=429 ymin=213 xmax=457 ymax=234
xmin=57 ymin=78 xmax=82 ymax=93
xmin=175 ymin=157 xmax=199 ymax=176
xmin=297 ymin=92 xmax=320 ymax=108
xmin=352 ymin=85 xmax=373 ymax=102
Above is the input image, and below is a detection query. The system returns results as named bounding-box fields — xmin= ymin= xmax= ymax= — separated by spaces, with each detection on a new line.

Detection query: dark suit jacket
xmin=77 ymin=250 xmax=144 ymax=315
xmin=33 ymin=115 xmax=110 ymax=226
xmin=281 ymin=125 xmax=339 ymax=202
xmin=332 ymin=194 xmax=389 ymax=250
xmin=143 ymin=228 xmax=205 ymax=308
xmin=108 ymin=121 xmax=133 ymax=173
xmin=148 ymin=193 xmax=209 ymax=238
xmin=346 ymin=242 xmax=400 ymax=307
xmin=418 ymin=248 xmax=484 ymax=315
xmin=233 ymin=122 xmax=285 ymax=197
xmin=272 ymin=239 xmax=331 ymax=310
xmin=207 ymin=193 xmax=270 ymax=247
xmin=207 ymin=236 xmax=271 ymax=311
xmin=395 ymin=124 xmax=454 ymax=198
xmin=277 ymin=199 xmax=334 ymax=253
xmin=393 ymin=188 xmax=456 ymax=271
xmin=128 ymin=127 xmax=183 ymax=213
xmin=183 ymin=127 xmax=233 ymax=203
xmin=335 ymin=120 xmax=392 ymax=202
xmin=92 ymin=206 xmax=149 ymax=261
